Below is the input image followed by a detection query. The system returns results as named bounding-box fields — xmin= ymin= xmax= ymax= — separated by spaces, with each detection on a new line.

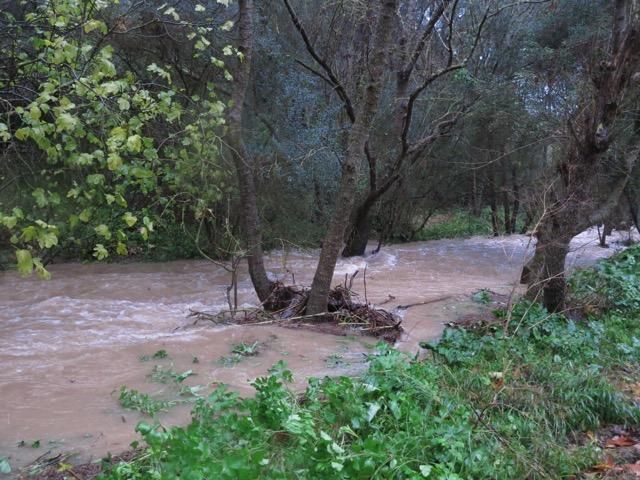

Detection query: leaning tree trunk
xmin=525 ymin=0 xmax=639 ymax=313
xmin=342 ymin=207 xmax=372 ymax=257
xmin=228 ymin=0 xmax=272 ymax=302
xmin=306 ymin=0 xmax=398 ymax=315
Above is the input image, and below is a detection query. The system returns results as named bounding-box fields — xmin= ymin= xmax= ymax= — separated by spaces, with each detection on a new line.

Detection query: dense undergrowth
xmin=98 ymin=246 xmax=640 ymax=479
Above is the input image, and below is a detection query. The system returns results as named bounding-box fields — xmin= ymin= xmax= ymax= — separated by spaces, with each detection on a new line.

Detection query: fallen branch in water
xmin=395 ymin=295 xmax=452 ymax=310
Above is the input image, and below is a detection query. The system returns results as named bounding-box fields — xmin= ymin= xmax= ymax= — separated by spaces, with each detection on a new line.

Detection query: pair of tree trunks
xmin=230 ymin=0 xmax=398 ymax=314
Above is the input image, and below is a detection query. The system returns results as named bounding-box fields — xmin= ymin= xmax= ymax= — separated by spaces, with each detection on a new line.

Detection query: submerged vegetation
xmin=94 ymin=246 xmax=640 ymax=479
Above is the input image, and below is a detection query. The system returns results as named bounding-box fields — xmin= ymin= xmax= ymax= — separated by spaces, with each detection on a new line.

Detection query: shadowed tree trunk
xmin=228 ymin=0 xmax=273 ymax=302
xmin=306 ymin=0 xmax=398 ymax=315
xmin=525 ymin=0 xmax=640 ymax=312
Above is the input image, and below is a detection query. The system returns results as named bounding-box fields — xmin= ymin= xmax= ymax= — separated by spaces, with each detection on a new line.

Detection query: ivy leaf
xmin=78 ymin=209 xmax=92 ymax=223
xmin=37 ymin=230 xmax=58 ymax=249
xmin=419 ymin=465 xmax=433 ymax=477
xmin=16 ymin=249 xmax=33 ymax=276
xmin=126 ymin=135 xmax=142 ymax=153
xmin=107 ymin=153 xmax=123 ymax=171
xmin=95 ymin=224 xmax=111 ymax=240
xmin=123 ymin=212 xmax=137 ymax=227
xmin=93 ymin=244 xmax=109 ymax=260
xmin=1 ymin=216 xmax=17 ymax=229
xmin=32 ymin=188 xmax=48 ymax=207
xmin=116 ymin=242 xmax=128 ymax=256
xmin=55 ymin=112 xmax=78 ymax=133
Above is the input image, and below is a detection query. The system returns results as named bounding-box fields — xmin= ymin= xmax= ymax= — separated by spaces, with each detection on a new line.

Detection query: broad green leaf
xmin=29 ymin=105 xmax=42 ymax=121
xmin=126 ymin=135 xmax=142 ymax=153
xmin=33 ymin=258 xmax=51 ymax=280
xmin=55 ymin=113 xmax=78 ymax=132
xmin=123 ymin=212 xmax=137 ymax=227
xmin=37 ymin=230 xmax=58 ymax=249
xmin=195 ymin=4 xmax=205 ymax=11
xmin=93 ymin=244 xmax=109 ymax=260
xmin=32 ymin=188 xmax=48 ymax=207
xmin=16 ymin=249 xmax=33 ymax=276
xmin=1 ymin=216 xmax=17 ymax=229
xmin=107 ymin=153 xmax=122 ymax=171
xmin=78 ymin=209 xmax=92 ymax=222
xmin=95 ymin=224 xmax=111 ymax=240
xmin=116 ymin=242 xmax=128 ymax=256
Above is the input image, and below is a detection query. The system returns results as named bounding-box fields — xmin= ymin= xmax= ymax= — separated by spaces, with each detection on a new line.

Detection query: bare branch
xmin=282 ymin=0 xmax=355 ymax=122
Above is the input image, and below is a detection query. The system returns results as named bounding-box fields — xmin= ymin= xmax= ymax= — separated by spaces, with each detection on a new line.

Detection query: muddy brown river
xmin=0 ymin=229 xmax=633 ymax=473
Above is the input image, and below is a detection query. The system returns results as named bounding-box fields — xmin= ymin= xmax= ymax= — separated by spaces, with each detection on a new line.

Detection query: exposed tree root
xmin=189 ymin=281 xmax=403 ymax=343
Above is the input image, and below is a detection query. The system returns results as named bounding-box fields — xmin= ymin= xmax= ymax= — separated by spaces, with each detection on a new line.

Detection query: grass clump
xmin=102 ymin=249 xmax=640 ymax=479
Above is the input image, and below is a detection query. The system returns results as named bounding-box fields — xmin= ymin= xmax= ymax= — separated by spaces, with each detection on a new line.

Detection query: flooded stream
xmin=0 ymin=229 xmax=633 ymax=472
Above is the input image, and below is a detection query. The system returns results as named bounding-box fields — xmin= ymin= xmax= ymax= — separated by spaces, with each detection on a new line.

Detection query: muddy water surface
xmin=0 ymin=229 xmax=632 ymax=472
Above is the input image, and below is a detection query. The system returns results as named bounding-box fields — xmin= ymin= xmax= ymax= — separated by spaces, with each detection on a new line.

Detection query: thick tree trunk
xmin=525 ymin=216 xmax=573 ymax=312
xmin=228 ymin=0 xmax=272 ymax=302
xmin=342 ymin=210 xmax=371 ymax=257
xmin=306 ymin=0 xmax=398 ymax=315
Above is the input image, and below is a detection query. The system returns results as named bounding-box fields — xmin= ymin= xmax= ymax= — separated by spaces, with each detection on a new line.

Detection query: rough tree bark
xmin=228 ymin=0 xmax=273 ymax=302
xmin=525 ymin=0 xmax=640 ymax=312
xmin=306 ymin=0 xmax=398 ymax=315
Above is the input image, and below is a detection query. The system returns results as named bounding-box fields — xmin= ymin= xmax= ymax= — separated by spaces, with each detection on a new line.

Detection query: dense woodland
xmin=1 ymin=0 xmax=639 ymax=313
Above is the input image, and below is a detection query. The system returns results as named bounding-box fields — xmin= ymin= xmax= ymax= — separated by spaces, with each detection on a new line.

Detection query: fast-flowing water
xmin=0 ymin=228 xmax=634 ymax=472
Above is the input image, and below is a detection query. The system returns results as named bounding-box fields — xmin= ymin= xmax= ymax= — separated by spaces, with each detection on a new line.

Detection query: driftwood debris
xmin=190 ymin=280 xmax=403 ymax=343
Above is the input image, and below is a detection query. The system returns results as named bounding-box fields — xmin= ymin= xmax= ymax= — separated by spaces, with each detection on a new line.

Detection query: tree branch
xmin=282 ymin=0 xmax=355 ymax=122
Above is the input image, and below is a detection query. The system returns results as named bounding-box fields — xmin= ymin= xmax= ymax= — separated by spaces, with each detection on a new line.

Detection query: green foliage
xmin=0 ymin=0 xmax=234 ymax=271
xmin=414 ymin=210 xmax=493 ymax=241
xmin=570 ymin=244 xmax=640 ymax=315
xmin=118 ymin=387 xmax=175 ymax=417
xmin=231 ymin=341 xmax=260 ymax=356
xmin=102 ymin=295 xmax=640 ymax=479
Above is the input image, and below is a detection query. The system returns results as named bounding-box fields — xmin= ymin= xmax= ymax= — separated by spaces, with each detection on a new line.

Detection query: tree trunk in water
xmin=509 ymin=167 xmax=520 ymax=234
xmin=342 ymin=210 xmax=371 ymax=257
xmin=502 ymin=189 xmax=511 ymax=234
xmin=489 ymin=171 xmax=500 ymax=236
xmin=525 ymin=218 xmax=573 ymax=313
xmin=306 ymin=0 xmax=398 ymax=315
xmin=228 ymin=0 xmax=272 ymax=303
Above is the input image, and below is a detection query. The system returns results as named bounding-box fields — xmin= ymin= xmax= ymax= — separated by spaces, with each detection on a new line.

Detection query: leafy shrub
xmin=570 ymin=243 xmax=640 ymax=314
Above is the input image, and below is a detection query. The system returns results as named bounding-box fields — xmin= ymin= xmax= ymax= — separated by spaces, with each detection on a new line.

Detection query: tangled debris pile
xmin=191 ymin=280 xmax=403 ymax=343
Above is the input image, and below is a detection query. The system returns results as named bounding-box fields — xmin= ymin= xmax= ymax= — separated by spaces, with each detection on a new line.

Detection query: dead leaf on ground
xmin=606 ymin=435 xmax=638 ymax=448
xmin=624 ymin=462 xmax=640 ymax=477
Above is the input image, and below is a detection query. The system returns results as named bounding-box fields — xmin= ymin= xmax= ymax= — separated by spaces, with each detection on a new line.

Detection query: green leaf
xmin=55 ymin=112 xmax=79 ymax=132
xmin=419 ymin=465 xmax=433 ymax=477
xmin=1 ymin=216 xmax=17 ymax=229
xmin=29 ymin=105 xmax=42 ymax=121
xmin=93 ymin=244 xmax=109 ymax=260
xmin=95 ymin=224 xmax=112 ymax=240
xmin=32 ymin=188 xmax=48 ymax=207
xmin=78 ymin=209 xmax=92 ymax=223
xmin=16 ymin=249 xmax=33 ymax=276
xmin=0 ymin=458 xmax=11 ymax=474
xmin=107 ymin=153 xmax=123 ymax=171
xmin=123 ymin=212 xmax=137 ymax=227
xmin=37 ymin=230 xmax=58 ymax=249
xmin=33 ymin=258 xmax=51 ymax=280
xmin=126 ymin=135 xmax=142 ymax=153
xmin=116 ymin=242 xmax=128 ymax=256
